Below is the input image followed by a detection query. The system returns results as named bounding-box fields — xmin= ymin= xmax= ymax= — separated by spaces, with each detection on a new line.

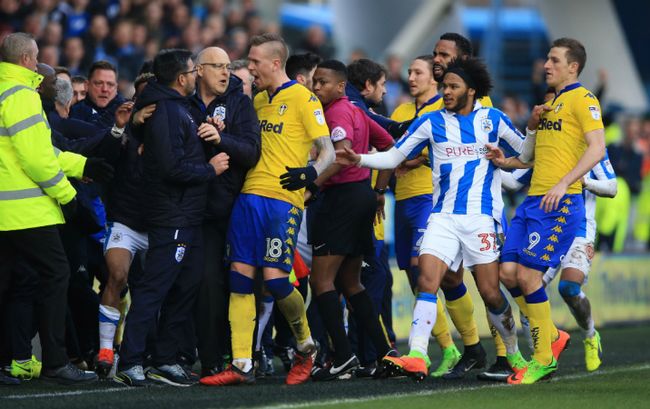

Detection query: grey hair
xmin=54 ymin=78 xmax=73 ymax=107
xmin=1 ymin=32 xmax=35 ymax=64
xmin=229 ymin=59 xmax=249 ymax=72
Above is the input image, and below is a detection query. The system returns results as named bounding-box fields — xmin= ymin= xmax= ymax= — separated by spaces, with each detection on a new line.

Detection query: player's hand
xmin=485 ymin=144 xmax=506 ymax=166
xmin=206 ymin=116 xmax=226 ymax=131
xmin=335 ymin=146 xmax=361 ymax=166
xmin=279 ymin=166 xmax=317 ymax=191
xmin=527 ymin=104 xmax=553 ymax=130
xmin=114 ymin=101 xmax=134 ymax=128
xmin=375 ymin=192 xmax=385 ymax=226
xmin=387 ymin=119 xmax=414 ymax=139
xmin=132 ymin=104 xmax=156 ymax=126
xmin=540 ymin=180 xmax=569 ymax=213
xmin=198 ymin=122 xmax=221 ymax=145
xmin=209 ymin=152 xmax=229 ymax=175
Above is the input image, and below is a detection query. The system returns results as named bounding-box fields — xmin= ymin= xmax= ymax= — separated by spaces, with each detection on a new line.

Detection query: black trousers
xmin=194 ymin=219 xmax=230 ymax=369
xmin=119 ymin=226 xmax=203 ymax=369
xmin=0 ymin=225 xmax=70 ymax=369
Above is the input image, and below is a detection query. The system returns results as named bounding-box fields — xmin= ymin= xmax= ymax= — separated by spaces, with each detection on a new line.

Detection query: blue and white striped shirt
xmin=395 ymin=104 xmax=525 ymax=221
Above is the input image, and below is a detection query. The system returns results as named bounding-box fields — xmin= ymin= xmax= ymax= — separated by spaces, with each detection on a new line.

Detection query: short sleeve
xmin=573 ymin=91 xmax=604 ymax=134
xmin=300 ymin=92 xmax=330 ymax=141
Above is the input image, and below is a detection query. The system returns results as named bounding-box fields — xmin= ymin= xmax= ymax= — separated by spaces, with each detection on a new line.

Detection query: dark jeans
xmin=194 ymin=219 xmax=230 ymax=369
xmin=0 ymin=225 xmax=71 ymax=368
xmin=119 ymin=226 xmax=203 ymax=369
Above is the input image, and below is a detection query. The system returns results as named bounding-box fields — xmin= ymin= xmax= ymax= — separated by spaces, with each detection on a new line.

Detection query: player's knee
xmin=477 ymin=285 xmax=501 ymax=309
xmin=558 ymin=280 xmax=581 ymax=299
xmin=417 ymin=272 xmax=439 ymax=294
xmin=230 ymin=270 xmax=254 ymax=294
xmin=499 ymin=263 xmax=518 ymax=288
xmin=265 ymin=277 xmax=294 ymax=300
xmin=107 ymin=267 xmax=129 ymax=291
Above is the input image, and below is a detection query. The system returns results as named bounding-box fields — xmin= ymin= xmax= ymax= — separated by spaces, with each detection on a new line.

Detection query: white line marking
xmin=256 ymin=364 xmax=650 ymax=409
xmin=2 ymin=363 xmax=648 ymax=402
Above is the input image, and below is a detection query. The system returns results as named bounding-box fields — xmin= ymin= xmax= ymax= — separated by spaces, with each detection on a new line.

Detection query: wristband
xmin=374 ymin=187 xmax=386 ymax=195
xmin=111 ymin=125 xmax=125 ymax=138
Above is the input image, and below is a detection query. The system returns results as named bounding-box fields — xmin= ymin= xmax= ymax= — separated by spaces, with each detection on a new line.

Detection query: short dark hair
xmin=552 ymin=37 xmax=587 ymax=75
xmin=88 ymin=60 xmax=117 ymax=80
xmin=347 ymin=58 xmax=387 ymax=92
xmin=71 ymin=75 xmax=87 ymax=84
xmin=54 ymin=66 xmax=70 ymax=77
xmin=286 ymin=52 xmax=322 ymax=80
xmin=444 ymin=57 xmax=492 ymax=99
xmin=250 ymin=33 xmax=289 ymax=67
xmin=153 ymin=49 xmax=193 ymax=86
xmin=439 ymin=32 xmax=473 ymax=58
xmin=317 ymin=59 xmax=347 ymax=81
xmin=413 ymin=55 xmax=434 ymax=76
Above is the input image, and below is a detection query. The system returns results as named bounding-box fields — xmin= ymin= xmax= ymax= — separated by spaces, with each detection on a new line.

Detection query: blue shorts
xmin=501 ymin=194 xmax=585 ymax=272
xmin=227 ymin=193 xmax=302 ymax=272
xmin=394 ymin=194 xmax=432 ymax=270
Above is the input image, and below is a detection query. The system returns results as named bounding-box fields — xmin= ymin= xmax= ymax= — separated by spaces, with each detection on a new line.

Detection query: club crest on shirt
xmin=111 ymin=232 xmax=122 ymax=243
xmin=278 ymin=104 xmax=288 ymax=115
xmin=175 ymin=244 xmax=186 ymax=263
xmin=554 ymin=102 xmax=564 ymax=113
xmin=481 ymin=118 xmax=493 ymax=133
xmin=213 ymin=105 xmax=226 ymax=121
xmin=588 ymin=106 xmax=601 ymax=120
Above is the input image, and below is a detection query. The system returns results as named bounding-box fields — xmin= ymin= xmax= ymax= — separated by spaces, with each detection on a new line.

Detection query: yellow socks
xmin=229 ymin=293 xmax=256 ymax=360
xmin=525 ymin=287 xmax=554 ymax=365
xmin=276 ymin=288 xmax=313 ymax=349
xmin=432 ymin=297 xmax=454 ymax=349
xmin=445 ymin=285 xmax=479 ymax=346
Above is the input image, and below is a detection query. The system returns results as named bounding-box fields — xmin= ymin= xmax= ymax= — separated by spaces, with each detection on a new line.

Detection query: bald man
xmin=185 ymin=47 xmax=261 ymax=377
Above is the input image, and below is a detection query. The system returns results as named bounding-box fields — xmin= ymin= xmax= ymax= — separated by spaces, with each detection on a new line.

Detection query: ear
xmin=337 ymin=80 xmax=346 ymax=94
xmin=568 ymin=61 xmax=579 ymax=75
xmin=197 ymin=64 xmax=204 ymax=77
xmin=296 ymin=73 xmax=306 ymax=86
xmin=468 ymin=87 xmax=476 ymax=98
xmin=364 ymin=79 xmax=373 ymax=93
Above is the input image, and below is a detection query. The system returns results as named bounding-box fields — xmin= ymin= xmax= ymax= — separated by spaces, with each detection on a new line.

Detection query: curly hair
xmin=443 ymin=57 xmax=492 ymax=98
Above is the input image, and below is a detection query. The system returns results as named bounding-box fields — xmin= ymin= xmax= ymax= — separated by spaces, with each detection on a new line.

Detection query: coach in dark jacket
xmin=116 ymin=49 xmax=229 ymax=387
xmin=185 ymin=46 xmax=260 ymax=376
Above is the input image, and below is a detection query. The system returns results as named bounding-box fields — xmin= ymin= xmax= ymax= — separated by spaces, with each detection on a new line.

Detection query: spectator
xmin=608 ymin=116 xmax=644 ymax=195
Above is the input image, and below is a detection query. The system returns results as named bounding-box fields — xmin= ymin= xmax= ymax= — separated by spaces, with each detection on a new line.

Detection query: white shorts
xmin=419 ymin=213 xmax=500 ymax=270
xmin=104 ymin=222 xmax=149 ymax=257
xmin=542 ymin=237 xmax=593 ymax=285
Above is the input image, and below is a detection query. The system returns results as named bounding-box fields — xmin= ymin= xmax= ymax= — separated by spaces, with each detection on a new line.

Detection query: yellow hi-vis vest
xmin=0 ymin=62 xmax=78 ymax=231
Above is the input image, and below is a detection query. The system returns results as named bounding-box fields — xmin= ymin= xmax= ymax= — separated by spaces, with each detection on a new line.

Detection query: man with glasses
xmin=187 ymin=46 xmax=261 ymax=378
xmin=114 ymin=49 xmax=229 ymax=387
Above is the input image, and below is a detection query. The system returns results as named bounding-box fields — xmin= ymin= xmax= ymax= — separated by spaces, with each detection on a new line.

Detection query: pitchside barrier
xmin=389 ymin=253 xmax=650 ymax=340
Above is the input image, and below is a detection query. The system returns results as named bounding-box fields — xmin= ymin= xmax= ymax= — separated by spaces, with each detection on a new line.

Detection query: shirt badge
xmin=279 ymin=104 xmax=288 ymax=115
xmin=213 ymin=105 xmax=226 ymax=121
xmin=554 ymin=102 xmax=564 ymax=113
xmin=175 ymin=244 xmax=186 ymax=263
xmin=481 ymin=118 xmax=493 ymax=133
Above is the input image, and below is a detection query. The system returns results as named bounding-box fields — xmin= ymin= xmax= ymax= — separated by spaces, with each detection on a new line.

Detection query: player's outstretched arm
xmin=485 ymin=145 xmax=531 ymax=169
xmin=280 ymin=136 xmax=334 ymax=191
xmin=540 ymin=128 xmax=606 ymax=212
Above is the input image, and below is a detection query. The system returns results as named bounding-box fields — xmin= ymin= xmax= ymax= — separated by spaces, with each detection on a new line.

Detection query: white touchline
xmin=2 ymin=363 xmax=648 ymax=402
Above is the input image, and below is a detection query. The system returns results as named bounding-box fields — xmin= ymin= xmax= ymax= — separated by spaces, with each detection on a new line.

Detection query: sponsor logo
xmin=445 ymin=145 xmax=489 ymax=157
xmin=531 ymin=326 xmax=540 ymax=349
xmin=548 ymin=234 xmax=559 ymax=243
xmin=538 ymin=118 xmax=563 ymax=131
xmin=584 ymin=92 xmax=596 ymax=99
xmin=259 ymin=119 xmax=284 ymax=134
xmin=544 ymin=244 xmax=555 ymax=252
xmin=308 ymin=94 xmax=318 ymax=102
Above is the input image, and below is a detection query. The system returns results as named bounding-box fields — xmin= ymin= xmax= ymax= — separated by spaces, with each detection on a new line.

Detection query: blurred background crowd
xmin=0 ymin=0 xmax=648 ymax=252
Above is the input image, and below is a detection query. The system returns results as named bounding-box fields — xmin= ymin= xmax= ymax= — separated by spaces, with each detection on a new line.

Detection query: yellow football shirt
xmin=242 ymin=81 xmax=330 ymax=209
xmin=390 ymin=95 xmax=492 ymax=201
xmin=529 ymin=83 xmax=604 ymax=195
